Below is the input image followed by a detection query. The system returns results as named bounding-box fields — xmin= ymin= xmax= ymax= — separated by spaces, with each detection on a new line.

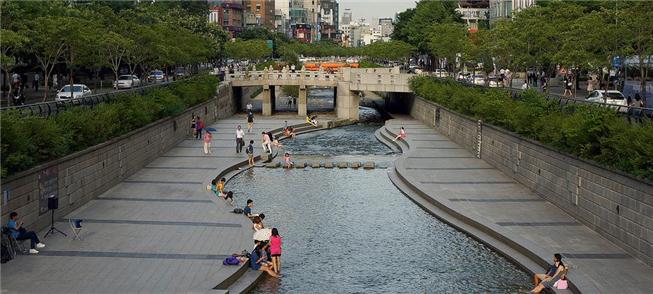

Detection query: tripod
xmin=44 ymin=208 xmax=66 ymax=238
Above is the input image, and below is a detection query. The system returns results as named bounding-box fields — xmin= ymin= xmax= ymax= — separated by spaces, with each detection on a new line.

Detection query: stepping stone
xmin=363 ymin=161 xmax=375 ymax=169
xmin=266 ymin=162 xmax=279 ymax=168
xmin=337 ymin=162 xmax=348 ymax=168
xmin=351 ymin=162 xmax=361 ymax=169
xmin=260 ymin=153 xmax=271 ymax=162
xmin=311 ymin=162 xmax=321 ymax=168
xmin=324 ymin=162 xmax=334 ymax=168
xmin=296 ymin=162 xmax=306 ymax=168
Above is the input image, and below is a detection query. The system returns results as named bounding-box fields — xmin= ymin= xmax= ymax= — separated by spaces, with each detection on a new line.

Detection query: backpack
xmin=223 ymin=255 xmax=240 ymax=265
xmin=1 ymin=229 xmax=15 ymax=264
xmin=233 ymin=208 xmax=244 ymax=214
xmin=246 ymin=145 xmax=253 ymax=154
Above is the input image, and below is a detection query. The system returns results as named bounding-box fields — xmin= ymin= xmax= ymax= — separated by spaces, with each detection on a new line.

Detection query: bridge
xmin=225 ymin=67 xmax=413 ymax=120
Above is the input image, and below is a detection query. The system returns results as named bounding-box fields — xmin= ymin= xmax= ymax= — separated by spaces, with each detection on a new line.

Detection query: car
xmin=433 ymin=68 xmax=449 ymax=78
xmin=55 ymin=84 xmax=92 ymax=101
xmin=586 ymin=90 xmax=628 ymax=110
xmin=408 ymin=67 xmax=424 ymax=74
xmin=457 ymin=72 xmax=471 ymax=81
xmin=113 ymin=75 xmax=141 ymax=89
xmin=147 ymin=70 xmax=166 ymax=83
xmin=487 ymin=75 xmax=500 ymax=87
xmin=471 ymin=74 xmax=486 ymax=86
xmin=174 ymin=67 xmax=188 ymax=78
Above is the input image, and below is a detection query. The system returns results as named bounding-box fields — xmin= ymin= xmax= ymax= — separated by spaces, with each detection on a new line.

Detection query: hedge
xmin=1 ymin=75 xmax=218 ymax=178
xmin=411 ymin=76 xmax=653 ymax=182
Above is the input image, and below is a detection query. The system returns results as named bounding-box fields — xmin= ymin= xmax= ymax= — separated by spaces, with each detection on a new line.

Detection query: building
xmin=320 ymin=0 xmax=339 ymax=41
xmin=489 ymin=0 xmax=534 ymax=26
xmin=378 ymin=17 xmax=393 ymax=37
xmin=208 ymin=0 xmax=245 ymax=36
xmin=341 ymin=8 xmax=352 ymax=26
xmin=293 ymin=23 xmax=313 ymax=43
xmin=244 ymin=0 xmax=275 ymax=29
xmin=456 ymin=0 xmax=489 ymax=32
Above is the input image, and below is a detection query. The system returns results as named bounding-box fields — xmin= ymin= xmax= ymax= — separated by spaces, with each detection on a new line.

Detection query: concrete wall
xmin=409 ymin=96 xmax=653 ymax=266
xmin=0 ymin=83 xmax=236 ymax=231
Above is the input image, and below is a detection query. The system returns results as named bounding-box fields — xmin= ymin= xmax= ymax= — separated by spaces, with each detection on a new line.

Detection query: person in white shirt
xmin=246 ymin=102 xmax=253 ymax=111
xmin=261 ymin=132 xmax=271 ymax=154
xmin=236 ymin=125 xmax=245 ymax=153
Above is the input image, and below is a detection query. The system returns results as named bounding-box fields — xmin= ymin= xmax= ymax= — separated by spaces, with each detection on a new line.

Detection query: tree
xmin=225 ymin=40 xmax=272 ymax=61
xmin=100 ymin=31 xmax=134 ymax=82
xmin=427 ymin=23 xmax=467 ymax=71
xmin=0 ymin=29 xmax=28 ymax=100
xmin=24 ymin=16 xmax=69 ymax=101
xmin=620 ymin=3 xmax=653 ymax=103
xmin=400 ymin=0 xmax=462 ymax=52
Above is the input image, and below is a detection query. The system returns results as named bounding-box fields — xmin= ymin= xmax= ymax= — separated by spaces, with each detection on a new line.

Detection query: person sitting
xmin=243 ymin=199 xmax=259 ymax=219
xmin=209 ymin=179 xmax=218 ymax=196
xmin=306 ymin=115 xmax=319 ymax=127
xmin=7 ymin=212 xmax=45 ymax=254
xmin=223 ymin=191 xmax=235 ymax=206
xmin=531 ymin=253 xmax=567 ymax=293
xmin=393 ymin=127 xmax=407 ymax=141
xmin=283 ymin=126 xmax=296 ymax=139
xmin=250 ymin=242 xmax=279 ymax=278
xmin=217 ymin=178 xmax=226 ymax=196
xmin=252 ymin=215 xmax=265 ymax=231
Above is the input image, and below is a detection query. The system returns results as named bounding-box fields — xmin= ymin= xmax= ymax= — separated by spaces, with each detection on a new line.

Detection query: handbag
xmin=554 ymin=278 xmax=568 ymax=290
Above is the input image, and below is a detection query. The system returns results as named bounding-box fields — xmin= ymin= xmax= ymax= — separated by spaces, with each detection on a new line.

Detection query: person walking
xmin=52 ymin=74 xmax=58 ymax=90
xmin=190 ymin=114 xmax=197 ymax=137
xmin=236 ymin=125 xmax=245 ymax=153
xmin=261 ymin=131 xmax=272 ymax=154
xmin=195 ymin=116 xmax=204 ymax=140
xmin=246 ymin=140 xmax=255 ymax=167
xmin=33 ymin=73 xmax=40 ymax=92
xmin=247 ymin=110 xmax=254 ymax=133
xmin=246 ymin=102 xmax=253 ymax=112
xmin=563 ymin=76 xmax=573 ymax=97
xmin=269 ymin=228 xmax=282 ymax=273
xmin=203 ymin=130 xmax=212 ymax=155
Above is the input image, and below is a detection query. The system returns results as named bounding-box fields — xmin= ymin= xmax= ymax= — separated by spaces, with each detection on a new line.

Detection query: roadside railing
xmin=1 ymin=81 xmax=179 ymax=117
xmin=428 ymin=75 xmax=653 ymax=121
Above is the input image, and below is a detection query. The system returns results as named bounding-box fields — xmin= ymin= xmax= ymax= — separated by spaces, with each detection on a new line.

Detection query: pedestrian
xmin=634 ymin=93 xmax=644 ymax=107
xmin=283 ymin=152 xmax=293 ymax=168
xmin=246 ymin=140 xmax=255 ymax=167
xmin=195 ymin=116 xmax=204 ymax=140
xmin=393 ymin=127 xmax=407 ymax=141
xmin=236 ymin=125 xmax=245 ymax=153
xmin=11 ymin=72 xmax=20 ymax=89
xmin=563 ymin=76 xmax=573 ymax=97
xmin=190 ymin=114 xmax=197 ymax=137
xmin=246 ymin=102 xmax=253 ymax=112
xmin=247 ymin=110 xmax=254 ymax=133
xmin=33 ymin=73 xmax=40 ymax=91
xmin=627 ymin=96 xmax=633 ymax=107
xmin=269 ymin=228 xmax=282 ymax=273
xmin=261 ymin=131 xmax=272 ymax=154
xmin=52 ymin=74 xmax=59 ymax=90
xmin=203 ymin=130 xmax=212 ymax=154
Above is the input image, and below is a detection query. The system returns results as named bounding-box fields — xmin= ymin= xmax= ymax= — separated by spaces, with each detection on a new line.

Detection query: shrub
xmin=1 ymin=75 xmax=218 ymax=178
xmin=411 ymin=76 xmax=653 ymax=182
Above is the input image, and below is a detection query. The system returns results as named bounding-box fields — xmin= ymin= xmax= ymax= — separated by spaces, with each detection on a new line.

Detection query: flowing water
xmin=227 ymin=120 xmax=532 ymax=293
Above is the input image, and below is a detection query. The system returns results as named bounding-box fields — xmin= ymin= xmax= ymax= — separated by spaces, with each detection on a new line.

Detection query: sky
xmin=338 ymin=0 xmax=416 ymax=24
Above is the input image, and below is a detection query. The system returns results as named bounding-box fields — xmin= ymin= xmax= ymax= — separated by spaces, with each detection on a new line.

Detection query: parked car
xmin=487 ymin=75 xmax=500 ymax=87
xmin=175 ymin=67 xmax=188 ymax=78
xmin=113 ymin=75 xmax=141 ymax=89
xmin=457 ymin=72 xmax=471 ymax=81
xmin=147 ymin=70 xmax=166 ymax=83
xmin=55 ymin=84 xmax=92 ymax=101
xmin=471 ymin=74 xmax=486 ymax=86
xmin=433 ymin=68 xmax=449 ymax=78
xmin=408 ymin=66 xmax=424 ymax=74
xmin=586 ymin=90 xmax=628 ymax=110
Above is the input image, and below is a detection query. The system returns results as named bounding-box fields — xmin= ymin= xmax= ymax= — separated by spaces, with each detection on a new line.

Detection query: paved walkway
xmin=1 ymin=115 xmax=303 ymax=293
xmin=385 ymin=116 xmax=653 ymax=293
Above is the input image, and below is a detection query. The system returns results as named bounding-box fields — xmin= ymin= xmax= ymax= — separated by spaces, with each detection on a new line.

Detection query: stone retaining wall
xmin=409 ymin=96 xmax=653 ymax=266
xmin=0 ymin=83 xmax=236 ymax=231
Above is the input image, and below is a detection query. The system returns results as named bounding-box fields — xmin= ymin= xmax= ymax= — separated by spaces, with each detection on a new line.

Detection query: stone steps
xmin=263 ymin=160 xmax=374 ymax=169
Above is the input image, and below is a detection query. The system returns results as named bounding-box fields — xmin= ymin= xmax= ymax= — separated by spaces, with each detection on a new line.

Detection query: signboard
xmin=38 ymin=166 xmax=58 ymax=215
xmin=266 ymin=39 xmax=273 ymax=50
xmin=612 ymin=56 xmax=623 ymax=68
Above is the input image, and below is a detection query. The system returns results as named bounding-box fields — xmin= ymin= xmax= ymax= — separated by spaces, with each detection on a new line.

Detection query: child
xmin=223 ymin=191 xmax=234 ymax=206
xmin=217 ymin=178 xmax=226 ymax=196
xmin=283 ymin=152 xmax=293 ymax=168
xmin=203 ymin=130 xmax=212 ymax=154
xmin=393 ymin=127 xmax=406 ymax=141
xmin=246 ymin=140 xmax=255 ymax=167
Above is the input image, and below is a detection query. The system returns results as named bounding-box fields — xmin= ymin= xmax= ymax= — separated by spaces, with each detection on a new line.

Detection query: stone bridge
xmin=225 ymin=67 xmax=414 ymax=120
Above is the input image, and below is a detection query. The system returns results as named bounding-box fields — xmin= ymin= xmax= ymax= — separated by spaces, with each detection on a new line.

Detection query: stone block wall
xmin=1 ymin=83 xmax=235 ymax=231
xmin=409 ymin=96 xmax=653 ymax=266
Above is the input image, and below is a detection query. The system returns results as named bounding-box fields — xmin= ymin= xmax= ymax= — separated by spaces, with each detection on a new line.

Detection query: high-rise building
xmin=488 ymin=0 xmax=534 ymax=26
xmin=244 ymin=0 xmax=275 ymax=29
xmin=275 ymin=0 xmax=290 ymax=35
xmin=378 ymin=17 xmax=393 ymax=37
xmin=457 ymin=0 xmax=489 ymax=32
xmin=208 ymin=0 xmax=245 ymax=36
xmin=320 ymin=0 xmax=339 ymax=41
xmin=341 ymin=8 xmax=352 ymax=25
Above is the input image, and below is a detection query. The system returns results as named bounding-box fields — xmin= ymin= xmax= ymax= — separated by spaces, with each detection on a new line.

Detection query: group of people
xmin=530 ymin=253 xmax=568 ymax=293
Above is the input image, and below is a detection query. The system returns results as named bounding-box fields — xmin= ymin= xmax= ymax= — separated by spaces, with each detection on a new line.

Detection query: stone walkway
xmin=384 ymin=116 xmax=653 ymax=294
xmin=1 ymin=115 xmax=304 ymax=294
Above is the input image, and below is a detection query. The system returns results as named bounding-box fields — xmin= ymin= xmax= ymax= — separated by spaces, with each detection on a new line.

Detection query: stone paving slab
xmin=387 ymin=117 xmax=653 ymax=293
xmin=1 ymin=116 xmax=304 ymax=294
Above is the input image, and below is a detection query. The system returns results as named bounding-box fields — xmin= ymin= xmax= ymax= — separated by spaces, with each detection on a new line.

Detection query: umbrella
xmin=204 ymin=127 xmax=217 ymax=132
xmin=253 ymin=228 xmax=272 ymax=241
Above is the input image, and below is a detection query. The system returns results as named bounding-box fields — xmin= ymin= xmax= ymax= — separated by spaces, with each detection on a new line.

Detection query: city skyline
xmin=338 ymin=0 xmax=416 ymax=24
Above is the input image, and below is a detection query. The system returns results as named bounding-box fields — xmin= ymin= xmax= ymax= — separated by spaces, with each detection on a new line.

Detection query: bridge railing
xmin=226 ymin=70 xmax=342 ymax=83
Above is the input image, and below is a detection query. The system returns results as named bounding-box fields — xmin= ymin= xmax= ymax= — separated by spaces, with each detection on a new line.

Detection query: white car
xmin=471 ymin=74 xmax=486 ymax=86
xmin=433 ymin=69 xmax=449 ymax=78
xmin=113 ymin=75 xmax=141 ymax=89
xmin=586 ymin=90 xmax=628 ymax=110
xmin=55 ymin=84 xmax=92 ymax=101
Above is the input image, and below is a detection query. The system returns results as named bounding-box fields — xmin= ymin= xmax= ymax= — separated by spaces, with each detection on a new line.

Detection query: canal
xmin=225 ymin=124 xmax=532 ymax=293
